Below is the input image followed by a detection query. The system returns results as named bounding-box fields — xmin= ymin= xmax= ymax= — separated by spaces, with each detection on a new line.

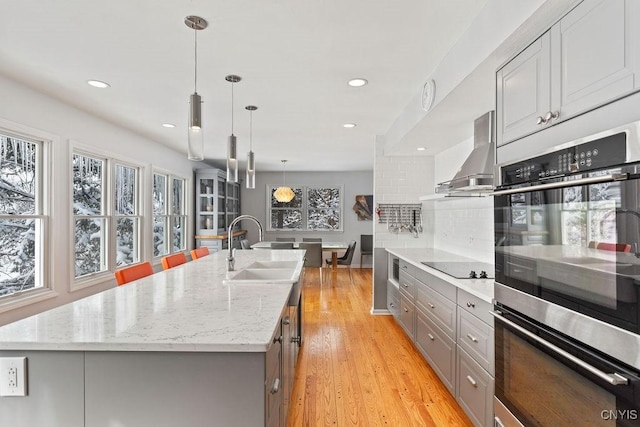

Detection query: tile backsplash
xmin=430 ymin=196 xmax=494 ymax=264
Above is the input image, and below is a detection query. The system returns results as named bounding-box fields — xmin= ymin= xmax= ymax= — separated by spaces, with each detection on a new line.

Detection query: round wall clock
xmin=421 ymin=79 xmax=436 ymax=112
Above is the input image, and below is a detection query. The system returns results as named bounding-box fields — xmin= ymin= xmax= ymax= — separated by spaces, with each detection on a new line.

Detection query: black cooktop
xmin=420 ymin=261 xmax=494 ymax=279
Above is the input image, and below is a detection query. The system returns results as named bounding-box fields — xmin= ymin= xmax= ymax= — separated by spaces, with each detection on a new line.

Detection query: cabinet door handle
xmin=403 ymin=283 xmax=409 ymax=288
xmin=467 ymin=333 xmax=478 ymax=343
xmin=466 ymin=375 xmax=477 ymax=387
xmin=428 ymin=333 xmax=435 ymax=341
xmin=389 ymin=303 xmax=395 ymax=308
xmin=273 ymin=335 xmax=283 ymax=343
xmin=403 ymin=307 xmax=409 ymax=312
xmin=428 ymin=302 xmax=435 ymax=309
xmin=283 ymin=316 xmax=291 ymax=325
xmin=536 ymin=115 xmax=546 ymax=125
xmin=466 ymin=302 xmax=475 ymax=308
xmin=270 ymin=378 xmax=280 ymax=394
xmin=545 ymin=110 xmax=560 ymax=121
xmin=291 ymin=336 xmax=301 ymax=343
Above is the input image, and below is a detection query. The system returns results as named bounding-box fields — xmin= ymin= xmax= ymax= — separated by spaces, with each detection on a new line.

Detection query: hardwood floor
xmin=287 ymin=267 xmax=473 ymax=427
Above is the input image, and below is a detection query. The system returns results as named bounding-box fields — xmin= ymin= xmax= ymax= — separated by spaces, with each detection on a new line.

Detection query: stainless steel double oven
xmin=493 ymin=121 xmax=640 ymax=426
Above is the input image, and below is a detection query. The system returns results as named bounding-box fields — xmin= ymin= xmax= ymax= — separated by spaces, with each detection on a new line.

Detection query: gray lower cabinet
xmin=390 ymin=257 xmax=496 ymax=427
xmin=387 ymin=279 xmax=399 ymax=318
xmin=456 ymin=289 xmax=495 ymax=427
xmin=415 ymin=309 xmax=456 ymax=393
xmin=457 ymin=347 xmax=494 ymax=427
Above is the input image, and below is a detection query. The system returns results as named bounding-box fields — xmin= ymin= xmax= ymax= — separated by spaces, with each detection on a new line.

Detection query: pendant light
xmin=245 ymin=105 xmax=257 ymax=189
xmin=274 ymin=160 xmax=295 ymax=203
xmin=185 ymin=16 xmax=207 ymax=161
xmin=225 ymin=74 xmax=241 ymax=183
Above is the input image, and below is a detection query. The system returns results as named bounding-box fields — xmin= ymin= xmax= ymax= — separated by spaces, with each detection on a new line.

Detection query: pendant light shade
xmin=245 ymin=105 xmax=258 ymax=189
xmin=185 ymin=16 xmax=207 ymax=161
xmin=274 ymin=160 xmax=295 ymax=203
xmin=225 ymin=75 xmax=241 ymax=182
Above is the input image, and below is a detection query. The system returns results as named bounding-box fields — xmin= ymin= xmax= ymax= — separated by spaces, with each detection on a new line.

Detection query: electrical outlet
xmin=0 ymin=357 xmax=27 ymax=396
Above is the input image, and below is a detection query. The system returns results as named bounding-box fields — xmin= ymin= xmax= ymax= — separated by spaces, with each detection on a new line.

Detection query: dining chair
xmin=114 ymin=262 xmax=154 ymax=286
xmin=360 ymin=234 xmax=373 ymax=267
xmin=276 ymin=237 xmax=296 ymax=242
xmin=302 ymin=237 xmax=322 ymax=242
xmin=596 ymin=242 xmax=632 ymax=252
xmin=271 ymin=242 xmax=294 ymax=249
xmin=326 ymin=240 xmax=357 ymax=282
xmin=161 ymin=252 xmax=187 ymax=270
xmin=190 ymin=247 xmax=210 ymax=260
xmin=299 ymin=242 xmax=323 ymax=284
xmin=240 ymin=239 xmax=252 ymax=249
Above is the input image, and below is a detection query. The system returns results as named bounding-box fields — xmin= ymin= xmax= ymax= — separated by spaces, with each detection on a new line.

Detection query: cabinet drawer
xmin=265 ymin=340 xmax=282 ymax=424
xmin=457 ymin=308 xmax=494 ymax=375
xmin=399 ymin=259 xmax=416 ymax=277
xmin=416 ymin=281 xmax=457 ymax=339
xmin=457 ymin=347 xmax=494 ymax=427
xmin=387 ymin=280 xmax=399 ymax=318
xmin=414 ymin=268 xmax=457 ymax=302
xmin=416 ymin=310 xmax=456 ymax=393
xmin=399 ymin=292 xmax=415 ymax=339
xmin=398 ymin=270 xmax=417 ymax=300
xmin=457 ymin=289 xmax=493 ymax=326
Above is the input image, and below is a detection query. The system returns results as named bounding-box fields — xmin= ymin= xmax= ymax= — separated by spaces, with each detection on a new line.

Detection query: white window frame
xmin=114 ymin=161 xmax=143 ymax=267
xmin=71 ymin=143 xmax=145 ymax=290
xmin=152 ymin=168 xmax=188 ymax=259
xmin=266 ymin=185 xmax=343 ymax=232
xmin=0 ymin=120 xmax=54 ymax=312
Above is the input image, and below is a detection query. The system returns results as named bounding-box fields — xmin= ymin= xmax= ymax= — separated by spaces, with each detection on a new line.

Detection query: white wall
xmin=240 ymin=170 xmax=374 ymax=267
xmin=430 ymin=136 xmax=494 ymax=263
xmin=0 ymin=74 xmax=198 ymax=325
xmin=374 ymin=137 xmax=433 ymax=249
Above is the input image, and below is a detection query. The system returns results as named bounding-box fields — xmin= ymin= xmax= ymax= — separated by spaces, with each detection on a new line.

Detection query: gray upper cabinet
xmin=497 ymin=0 xmax=640 ymax=147
xmin=497 ymin=32 xmax=552 ymax=146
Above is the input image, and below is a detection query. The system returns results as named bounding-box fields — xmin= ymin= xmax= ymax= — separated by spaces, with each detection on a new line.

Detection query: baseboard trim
xmin=370 ymin=308 xmax=391 ymax=316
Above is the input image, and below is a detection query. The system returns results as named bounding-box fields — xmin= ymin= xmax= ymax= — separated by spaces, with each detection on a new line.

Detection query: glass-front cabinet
xmin=195 ymin=168 xmax=241 ymax=251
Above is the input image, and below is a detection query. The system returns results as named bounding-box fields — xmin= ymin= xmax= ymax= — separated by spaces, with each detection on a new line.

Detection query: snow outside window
xmin=73 ymin=153 xmax=107 ymax=278
xmin=267 ymin=185 xmax=342 ymax=231
xmin=115 ymin=163 xmax=141 ymax=266
xmin=0 ymin=134 xmax=46 ymax=297
xmin=153 ymin=172 xmax=186 ymax=257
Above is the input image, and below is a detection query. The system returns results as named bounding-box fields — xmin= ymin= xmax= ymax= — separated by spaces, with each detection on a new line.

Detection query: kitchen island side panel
xmin=0 ymin=351 xmax=85 ymax=427
xmin=85 ymin=351 xmax=266 ymax=427
xmin=372 ymin=248 xmax=389 ymax=311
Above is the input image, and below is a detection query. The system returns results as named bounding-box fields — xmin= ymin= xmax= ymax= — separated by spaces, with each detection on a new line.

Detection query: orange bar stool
xmin=114 ymin=262 xmax=154 ymax=286
xmin=190 ymin=247 xmax=210 ymax=260
xmin=161 ymin=253 xmax=187 ymax=270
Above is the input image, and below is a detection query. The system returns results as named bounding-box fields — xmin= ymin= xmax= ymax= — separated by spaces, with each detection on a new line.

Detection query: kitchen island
xmin=0 ymin=249 xmax=305 ymax=427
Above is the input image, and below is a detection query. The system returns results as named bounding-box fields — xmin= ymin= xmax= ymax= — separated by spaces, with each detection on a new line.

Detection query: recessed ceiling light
xmin=347 ymin=78 xmax=368 ymax=87
xmin=87 ymin=80 xmax=111 ymax=89
xmin=417 ymin=147 xmax=426 ymax=151
xmin=343 ymin=123 xmax=356 ymax=128
xmin=162 ymin=123 xmax=176 ymax=128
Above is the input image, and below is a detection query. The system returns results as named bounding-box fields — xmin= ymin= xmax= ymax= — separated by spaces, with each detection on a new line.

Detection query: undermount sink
xmin=223 ymin=268 xmax=297 ymax=284
xmin=245 ymin=260 xmax=299 ymax=270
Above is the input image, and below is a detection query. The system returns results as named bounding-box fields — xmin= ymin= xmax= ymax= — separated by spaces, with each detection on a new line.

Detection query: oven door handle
xmin=490 ymin=311 xmax=629 ymax=386
xmin=492 ymin=173 xmax=628 ymax=196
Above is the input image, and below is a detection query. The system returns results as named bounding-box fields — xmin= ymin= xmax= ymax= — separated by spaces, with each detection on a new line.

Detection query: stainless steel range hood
xmin=435 ymin=110 xmax=495 ymax=195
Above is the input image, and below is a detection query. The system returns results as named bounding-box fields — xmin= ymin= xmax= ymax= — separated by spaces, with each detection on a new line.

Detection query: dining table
xmin=251 ymin=241 xmax=349 ymax=271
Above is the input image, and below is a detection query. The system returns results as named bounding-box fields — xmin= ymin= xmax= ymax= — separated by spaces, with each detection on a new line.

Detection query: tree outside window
xmin=115 ymin=164 xmax=140 ymax=266
xmin=153 ymin=172 xmax=186 ymax=257
xmin=267 ymin=186 xmax=342 ymax=231
xmin=73 ymin=153 xmax=107 ymax=278
xmin=0 ymin=134 xmax=45 ymax=297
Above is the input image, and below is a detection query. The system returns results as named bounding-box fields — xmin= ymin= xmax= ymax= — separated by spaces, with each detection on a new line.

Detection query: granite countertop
xmin=385 ymin=248 xmax=494 ymax=303
xmin=0 ymin=250 xmax=304 ymax=353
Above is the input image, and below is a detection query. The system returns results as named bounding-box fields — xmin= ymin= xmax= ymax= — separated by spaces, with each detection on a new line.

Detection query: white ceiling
xmin=0 ymin=0 xmax=495 ymax=172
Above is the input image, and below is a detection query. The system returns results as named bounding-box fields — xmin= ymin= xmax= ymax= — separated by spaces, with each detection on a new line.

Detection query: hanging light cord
xmin=193 ymin=26 xmax=198 ymax=93
xmin=230 ymin=82 xmax=235 ymax=134
xmin=249 ymin=110 xmax=253 ymax=151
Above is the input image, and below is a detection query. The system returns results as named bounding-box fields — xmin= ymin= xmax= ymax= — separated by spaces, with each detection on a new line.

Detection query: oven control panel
xmin=500 ymin=132 xmax=627 ymax=186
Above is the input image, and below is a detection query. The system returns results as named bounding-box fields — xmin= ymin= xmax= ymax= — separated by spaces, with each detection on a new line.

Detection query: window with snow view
xmin=0 ymin=133 xmax=46 ymax=297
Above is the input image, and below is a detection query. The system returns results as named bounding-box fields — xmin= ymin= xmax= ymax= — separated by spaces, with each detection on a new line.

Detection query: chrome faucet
xmin=227 ymin=215 xmax=264 ymax=271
